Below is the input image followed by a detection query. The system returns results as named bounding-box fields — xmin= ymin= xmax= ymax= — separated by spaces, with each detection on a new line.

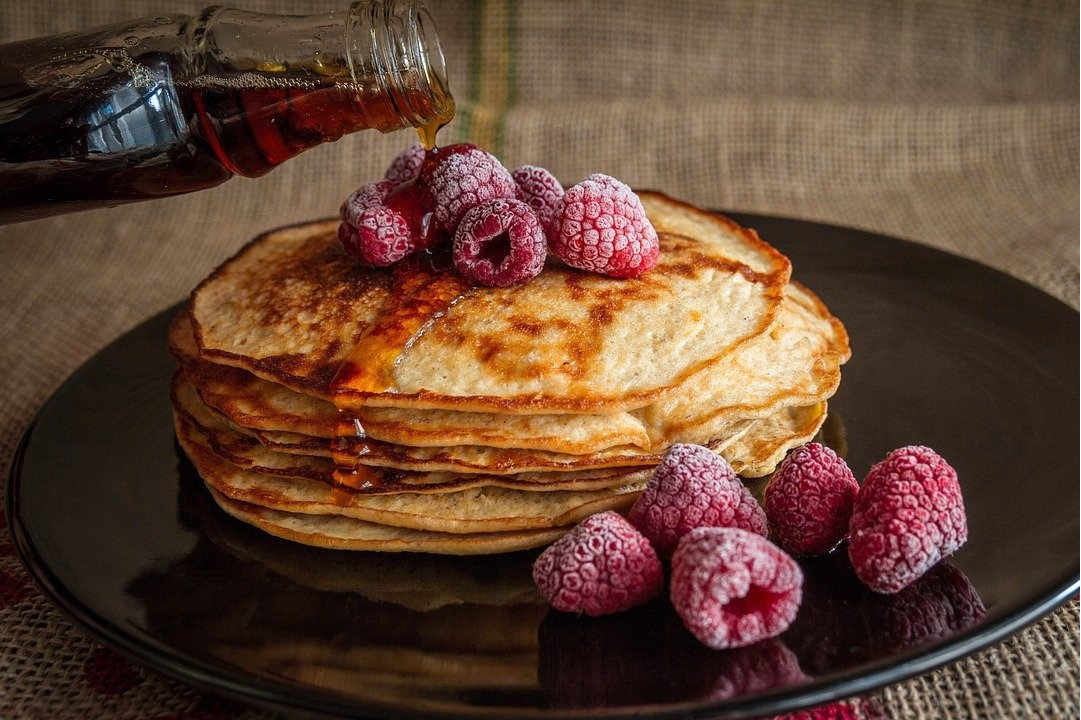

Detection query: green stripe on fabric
xmin=458 ymin=0 xmax=516 ymax=156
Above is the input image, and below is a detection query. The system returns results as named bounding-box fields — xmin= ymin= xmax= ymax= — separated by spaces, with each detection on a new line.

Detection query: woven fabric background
xmin=0 ymin=1 xmax=1077 ymax=719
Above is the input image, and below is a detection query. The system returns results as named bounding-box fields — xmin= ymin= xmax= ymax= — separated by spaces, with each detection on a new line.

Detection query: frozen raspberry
xmin=384 ymin=142 xmax=427 ymax=184
xmin=339 ymin=179 xmax=397 ymax=228
xmin=670 ymin=527 xmax=803 ymax=649
xmin=532 ymin=510 xmax=664 ymax=617
xmin=423 ymin=144 xmax=518 ymax=233
xmin=512 ymin=164 xmax=564 ymax=233
xmin=627 ymin=443 xmax=767 ymax=556
xmin=848 ymin=445 xmax=968 ymax=593
xmin=551 ymin=173 xmax=660 ymax=278
xmin=764 ymin=442 xmax=859 ymax=555
xmin=338 ymin=205 xmax=414 ymax=267
xmin=383 ymin=179 xmax=445 ymax=251
xmin=452 ymin=198 xmax=546 ymax=287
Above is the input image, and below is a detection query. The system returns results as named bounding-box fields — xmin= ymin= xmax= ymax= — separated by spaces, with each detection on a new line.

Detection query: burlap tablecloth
xmin=0 ymin=1 xmax=1077 ymax=718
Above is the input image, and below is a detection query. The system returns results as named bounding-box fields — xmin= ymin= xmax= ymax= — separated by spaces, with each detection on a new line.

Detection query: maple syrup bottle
xmin=0 ymin=1 xmax=454 ymax=223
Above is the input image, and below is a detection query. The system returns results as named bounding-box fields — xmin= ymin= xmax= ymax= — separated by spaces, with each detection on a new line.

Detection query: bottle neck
xmin=183 ymin=1 xmax=454 ymax=176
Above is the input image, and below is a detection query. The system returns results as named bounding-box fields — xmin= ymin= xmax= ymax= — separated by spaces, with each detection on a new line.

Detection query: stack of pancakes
xmin=169 ymin=191 xmax=849 ymax=554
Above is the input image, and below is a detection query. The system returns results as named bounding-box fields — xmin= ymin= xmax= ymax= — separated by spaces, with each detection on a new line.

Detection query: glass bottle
xmin=0 ymin=1 xmax=454 ymax=224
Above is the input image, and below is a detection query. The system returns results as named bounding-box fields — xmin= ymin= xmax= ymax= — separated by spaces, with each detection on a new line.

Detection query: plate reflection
xmin=123 ymin=446 xmax=985 ymax=712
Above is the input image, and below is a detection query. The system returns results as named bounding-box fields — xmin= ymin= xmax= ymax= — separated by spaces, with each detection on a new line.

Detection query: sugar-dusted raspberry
xmin=339 ymin=179 xmax=397 ymax=228
xmin=551 ymin=173 xmax=659 ymax=278
xmin=532 ymin=510 xmax=664 ymax=617
xmin=627 ymin=443 xmax=767 ymax=556
xmin=384 ymin=142 xmax=427 ymax=184
xmin=670 ymin=527 xmax=803 ymax=649
xmin=848 ymin=445 xmax=968 ymax=593
xmin=383 ymin=179 xmax=445 ymax=251
xmin=338 ymin=206 xmax=414 ymax=267
xmin=764 ymin=442 xmax=859 ymax=555
xmin=453 ymin=198 xmax=546 ymax=287
xmin=423 ymin=144 xmax=518 ymax=233
xmin=512 ymin=164 xmax=564 ymax=233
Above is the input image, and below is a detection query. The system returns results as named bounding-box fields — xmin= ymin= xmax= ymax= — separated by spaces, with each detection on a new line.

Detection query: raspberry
xmin=848 ymin=445 xmax=968 ymax=593
xmin=512 ymin=164 xmax=564 ymax=233
xmin=424 ymin=144 xmax=518 ymax=233
xmin=452 ymin=198 xmax=547 ymax=287
xmin=551 ymin=173 xmax=660 ymax=278
xmin=384 ymin=142 xmax=427 ymax=184
xmin=339 ymin=179 xmax=397 ymax=228
xmin=764 ymin=442 xmax=859 ymax=555
xmin=627 ymin=443 xmax=767 ymax=556
xmin=669 ymin=527 xmax=803 ymax=649
xmin=338 ymin=205 xmax=414 ymax=267
xmin=532 ymin=510 xmax=664 ymax=617
xmin=383 ymin=179 xmax=445 ymax=251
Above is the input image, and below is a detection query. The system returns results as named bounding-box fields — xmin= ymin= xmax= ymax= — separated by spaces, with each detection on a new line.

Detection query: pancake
xmin=173 ymin=190 xmax=849 ymax=554
xmin=172 ymin=279 xmax=846 ymax=458
xmin=190 ymin=192 xmax=791 ymax=413
xmin=209 ymin=489 xmax=573 ymax=554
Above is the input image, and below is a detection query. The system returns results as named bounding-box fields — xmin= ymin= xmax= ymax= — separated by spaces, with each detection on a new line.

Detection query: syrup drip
xmin=329 ymin=253 xmax=470 ymax=487
xmin=328 ymin=109 xmax=458 ymax=488
xmin=331 ymin=263 xmax=470 ymax=397
xmin=416 ymin=96 xmax=455 ymax=150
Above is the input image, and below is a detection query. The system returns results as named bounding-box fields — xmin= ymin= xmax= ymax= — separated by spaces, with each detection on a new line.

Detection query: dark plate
xmin=8 ymin=214 xmax=1079 ymax=719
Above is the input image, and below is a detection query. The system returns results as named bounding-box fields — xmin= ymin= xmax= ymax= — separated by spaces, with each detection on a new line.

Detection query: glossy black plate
xmin=8 ymin=214 xmax=1079 ymax=719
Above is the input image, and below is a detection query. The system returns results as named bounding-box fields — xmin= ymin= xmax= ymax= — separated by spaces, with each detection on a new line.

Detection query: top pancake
xmin=190 ymin=192 xmax=791 ymax=414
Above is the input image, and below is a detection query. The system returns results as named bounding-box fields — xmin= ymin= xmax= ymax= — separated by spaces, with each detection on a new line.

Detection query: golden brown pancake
xmin=172 ymin=192 xmax=849 ymax=554
xmin=189 ymin=193 xmax=791 ymax=413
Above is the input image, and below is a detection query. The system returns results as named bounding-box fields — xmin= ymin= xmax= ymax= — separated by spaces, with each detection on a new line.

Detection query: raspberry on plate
xmin=338 ymin=205 xmax=414 ymax=267
xmin=627 ymin=443 xmax=767 ymax=556
xmin=551 ymin=173 xmax=659 ymax=278
xmin=532 ymin=511 xmax=664 ymax=617
xmin=848 ymin=445 xmax=968 ymax=593
xmin=453 ymin=198 xmax=547 ymax=287
xmin=424 ymin=144 xmax=518 ymax=233
xmin=764 ymin=442 xmax=859 ymax=555
xmin=512 ymin=164 xmax=564 ymax=234
xmin=670 ymin=527 xmax=803 ymax=649
xmin=384 ymin=142 xmax=427 ymax=184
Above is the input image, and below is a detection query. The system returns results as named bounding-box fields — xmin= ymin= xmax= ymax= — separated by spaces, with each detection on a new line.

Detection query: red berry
xmin=452 ymin=198 xmax=547 ymax=287
xmin=627 ymin=444 xmax=767 ymax=556
xmin=532 ymin=511 xmax=664 ymax=617
xmin=339 ymin=179 xmax=397 ymax=228
xmin=338 ymin=206 xmax=414 ymax=267
xmin=512 ymin=164 xmax=564 ymax=234
xmin=383 ymin=179 xmax=446 ymax=251
xmin=670 ymin=527 xmax=803 ymax=649
xmin=424 ymin=144 xmax=518 ymax=233
xmin=418 ymin=142 xmax=478 ymax=182
xmin=848 ymin=445 xmax=968 ymax=593
xmin=764 ymin=442 xmax=859 ymax=555
xmin=551 ymin=173 xmax=660 ymax=278
xmin=384 ymin=142 xmax=427 ymax=184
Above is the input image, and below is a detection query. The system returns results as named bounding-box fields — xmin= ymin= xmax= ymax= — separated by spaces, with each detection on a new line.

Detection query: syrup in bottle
xmin=0 ymin=1 xmax=454 ymax=224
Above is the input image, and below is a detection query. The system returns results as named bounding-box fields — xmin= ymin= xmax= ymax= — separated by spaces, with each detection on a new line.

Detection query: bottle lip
xmin=349 ymin=0 xmax=454 ymax=129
